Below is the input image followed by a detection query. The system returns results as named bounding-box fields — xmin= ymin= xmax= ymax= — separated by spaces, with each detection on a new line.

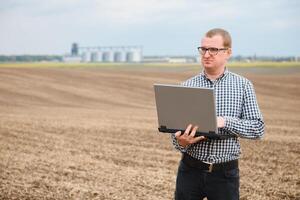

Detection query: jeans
xmin=175 ymin=160 xmax=240 ymax=200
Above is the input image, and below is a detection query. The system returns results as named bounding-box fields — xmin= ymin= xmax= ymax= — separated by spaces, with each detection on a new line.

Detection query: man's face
xmin=200 ymin=35 xmax=231 ymax=70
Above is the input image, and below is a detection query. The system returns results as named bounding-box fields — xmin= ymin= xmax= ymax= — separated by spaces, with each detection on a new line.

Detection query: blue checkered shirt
xmin=171 ymin=68 xmax=265 ymax=163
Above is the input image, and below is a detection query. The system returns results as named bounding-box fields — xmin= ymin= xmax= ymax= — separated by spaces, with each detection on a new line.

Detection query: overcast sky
xmin=0 ymin=0 xmax=299 ymax=56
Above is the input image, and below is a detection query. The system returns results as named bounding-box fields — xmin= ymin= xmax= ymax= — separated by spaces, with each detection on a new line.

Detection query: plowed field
xmin=0 ymin=66 xmax=299 ymax=199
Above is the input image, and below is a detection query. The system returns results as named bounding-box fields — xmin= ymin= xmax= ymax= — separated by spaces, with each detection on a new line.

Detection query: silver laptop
xmin=154 ymin=84 xmax=230 ymax=139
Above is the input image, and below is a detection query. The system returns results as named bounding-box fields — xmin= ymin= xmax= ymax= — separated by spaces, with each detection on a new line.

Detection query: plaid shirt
xmin=171 ymin=68 xmax=265 ymax=164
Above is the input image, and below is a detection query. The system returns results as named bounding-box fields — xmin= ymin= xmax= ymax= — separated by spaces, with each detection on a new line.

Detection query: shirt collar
xmin=201 ymin=67 xmax=229 ymax=82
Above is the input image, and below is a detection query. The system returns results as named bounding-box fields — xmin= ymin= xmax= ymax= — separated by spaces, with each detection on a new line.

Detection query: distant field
xmin=0 ymin=66 xmax=299 ymax=199
xmin=0 ymin=61 xmax=300 ymax=69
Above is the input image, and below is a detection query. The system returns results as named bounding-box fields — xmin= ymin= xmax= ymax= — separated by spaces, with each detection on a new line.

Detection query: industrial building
xmin=64 ymin=43 xmax=143 ymax=63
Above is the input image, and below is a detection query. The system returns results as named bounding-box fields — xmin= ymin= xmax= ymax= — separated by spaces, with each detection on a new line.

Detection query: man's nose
xmin=203 ymin=50 xmax=210 ymax=57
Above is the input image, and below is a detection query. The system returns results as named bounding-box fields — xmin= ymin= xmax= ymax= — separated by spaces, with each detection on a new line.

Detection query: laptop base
xmin=158 ymin=127 xmax=236 ymax=139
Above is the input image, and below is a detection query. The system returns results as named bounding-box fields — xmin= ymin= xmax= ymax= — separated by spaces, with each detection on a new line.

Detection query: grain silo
xmin=75 ymin=45 xmax=142 ymax=63
xmin=90 ymin=51 xmax=102 ymax=62
xmin=102 ymin=50 xmax=114 ymax=62
xmin=82 ymin=51 xmax=91 ymax=62
xmin=127 ymin=48 xmax=142 ymax=62
xmin=91 ymin=52 xmax=98 ymax=62
xmin=126 ymin=52 xmax=134 ymax=62
xmin=114 ymin=52 xmax=121 ymax=62
xmin=114 ymin=51 xmax=126 ymax=62
xmin=95 ymin=51 xmax=102 ymax=62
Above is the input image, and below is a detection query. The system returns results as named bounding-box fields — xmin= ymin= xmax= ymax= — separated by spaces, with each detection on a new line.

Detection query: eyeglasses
xmin=197 ymin=47 xmax=228 ymax=56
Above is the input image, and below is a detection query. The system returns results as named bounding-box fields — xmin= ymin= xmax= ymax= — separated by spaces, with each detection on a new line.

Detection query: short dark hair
xmin=205 ymin=28 xmax=232 ymax=48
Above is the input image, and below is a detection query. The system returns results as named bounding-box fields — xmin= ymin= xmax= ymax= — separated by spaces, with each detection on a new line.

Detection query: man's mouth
xmin=203 ymin=60 xmax=213 ymax=63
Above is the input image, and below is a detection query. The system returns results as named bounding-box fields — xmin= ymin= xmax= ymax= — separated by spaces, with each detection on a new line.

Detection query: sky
xmin=0 ymin=0 xmax=299 ymax=56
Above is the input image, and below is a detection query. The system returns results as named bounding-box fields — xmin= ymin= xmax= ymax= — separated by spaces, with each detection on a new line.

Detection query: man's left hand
xmin=217 ymin=117 xmax=225 ymax=128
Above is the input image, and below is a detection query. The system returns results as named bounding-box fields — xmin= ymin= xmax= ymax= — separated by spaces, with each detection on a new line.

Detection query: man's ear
xmin=226 ymin=48 xmax=232 ymax=60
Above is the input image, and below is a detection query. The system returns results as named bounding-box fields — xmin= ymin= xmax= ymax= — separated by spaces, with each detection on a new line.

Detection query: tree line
xmin=0 ymin=55 xmax=62 ymax=62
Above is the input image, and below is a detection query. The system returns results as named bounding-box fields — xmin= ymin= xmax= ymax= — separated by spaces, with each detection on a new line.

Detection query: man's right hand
xmin=175 ymin=124 xmax=206 ymax=148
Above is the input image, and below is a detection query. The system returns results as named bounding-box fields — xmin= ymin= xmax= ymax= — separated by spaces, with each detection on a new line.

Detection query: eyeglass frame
xmin=197 ymin=46 xmax=229 ymax=56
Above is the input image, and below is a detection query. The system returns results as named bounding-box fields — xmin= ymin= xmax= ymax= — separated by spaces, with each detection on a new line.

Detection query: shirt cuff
xmin=224 ymin=117 xmax=239 ymax=136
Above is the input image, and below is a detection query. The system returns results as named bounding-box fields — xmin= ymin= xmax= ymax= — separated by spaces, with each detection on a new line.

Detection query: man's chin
xmin=202 ymin=64 xmax=214 ymax=68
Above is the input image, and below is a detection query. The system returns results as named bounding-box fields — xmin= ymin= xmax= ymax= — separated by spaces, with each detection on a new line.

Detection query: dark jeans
xmin=175 ymin=160 xmax=239 ymax=200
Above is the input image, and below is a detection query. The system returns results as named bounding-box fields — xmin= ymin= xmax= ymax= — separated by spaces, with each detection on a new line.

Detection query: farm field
xmin=0 ymin=64 xmax=299 ymax=199
xmin=1 ymin=61 xmax=300 ymax=69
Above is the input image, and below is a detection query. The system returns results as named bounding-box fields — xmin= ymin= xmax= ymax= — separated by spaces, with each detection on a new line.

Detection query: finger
xmin=192 ymin=136 xmax=206 ymax=143
xmin=175 ymin=131 xmax=182 ymax=138
xmin=184 ymin=124 xmax=193 ymax=136
xmin=189 ymin=126 xmax=198 ymax=138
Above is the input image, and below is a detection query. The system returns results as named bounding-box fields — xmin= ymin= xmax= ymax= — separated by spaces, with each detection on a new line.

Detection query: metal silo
xmin=131 ymin=49 xmax=142 ymax=62
xmin=102 ymin=52 xmax=108 ymax=62
xmin=126 ymin=52 xmax=134 ymax=62
xmin=96 ymin=51 xmax=102 ymax=62
xmin=91 ymin=52 xmax=98 ymax=62
xmin=114 ymin=52 xmax=122 ymax=62
xmin=82 ymin=51 xmax=91 ymax=62
xmin=120 ymin=50 xmax=126 ymax=62
xmin=102 ymin=50 xmax=114 ymax=62
xmin=114 ymin=51 xmax=126 ymax=62
xmin=102 ymin=52 xmax=109 ymax=62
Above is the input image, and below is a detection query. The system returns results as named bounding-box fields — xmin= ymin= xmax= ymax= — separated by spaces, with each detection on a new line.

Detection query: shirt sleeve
xmin=223 ymin=81 xmax=265 ymax=139
xmin=171 ymin=133 xmax=190 ymax=153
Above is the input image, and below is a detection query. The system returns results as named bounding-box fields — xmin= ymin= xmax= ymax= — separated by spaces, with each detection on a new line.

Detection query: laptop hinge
xmin=158 ymin=125 xmax=167 ymax=132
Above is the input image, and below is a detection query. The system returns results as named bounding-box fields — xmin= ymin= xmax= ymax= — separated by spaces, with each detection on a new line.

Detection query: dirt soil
xmin=0 ymin=66 xmax=299 ymax=200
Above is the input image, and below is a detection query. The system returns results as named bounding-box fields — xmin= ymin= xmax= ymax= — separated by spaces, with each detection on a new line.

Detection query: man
xmin=172 ymin=28 xmax=264 ymax=200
